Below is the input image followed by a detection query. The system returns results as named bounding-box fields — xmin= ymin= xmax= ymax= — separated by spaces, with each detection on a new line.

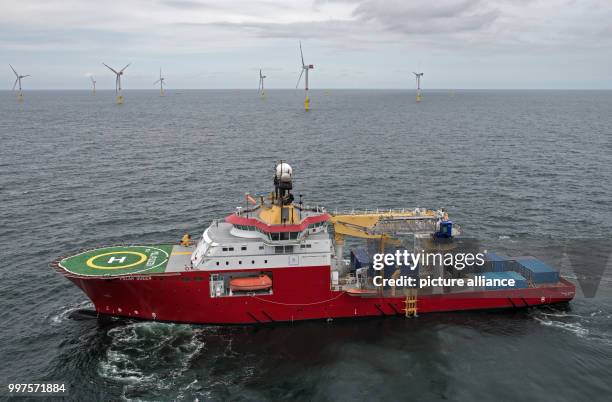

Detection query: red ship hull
xmin=68 ymin=265 xmax=576 ymax=324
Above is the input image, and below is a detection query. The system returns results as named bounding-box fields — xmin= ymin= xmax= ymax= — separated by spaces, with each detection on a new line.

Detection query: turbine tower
xmin=90 ymin=76 xmax=97 ymax=95
xmin=9 ymin=64 xmax=29 ymax=102
xmin=153 ymin=68 xmax=165 ymax=96
xmin=296 ymin=41 xmax=314 ymax=111
xmin=103 ymin=62 xmax=130 ymax=104
xmin=259 ymin=69 xmax=266 ymax=97
xmin=413 ymin=72 xmax=424 ymax=102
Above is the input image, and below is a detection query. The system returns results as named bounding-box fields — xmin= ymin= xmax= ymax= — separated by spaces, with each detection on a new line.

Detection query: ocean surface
xmin=1 ymin=89 xmax=611 ymax=401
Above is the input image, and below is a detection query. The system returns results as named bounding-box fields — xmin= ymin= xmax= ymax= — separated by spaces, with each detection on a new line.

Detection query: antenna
xmin=295 ymin=41 xmax=314 ymax=111
xmin=413 ymin=72 xmax=424 ymax=102
xmin=103 ymin=62 xmax=130 ymax=104
xmin=258 ymin=69 xmax=267 ymax=97
xmin=9 ymin=64 xmax=29 ymax=102
xmin=153 ymin=67 xmax=165 ymax=96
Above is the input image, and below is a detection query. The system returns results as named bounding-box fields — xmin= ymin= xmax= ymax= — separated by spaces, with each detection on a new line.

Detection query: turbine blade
xmin=103 ymin=63 xmax=118 ymax=74
xmin=22 ymin=75 xmax=30 ymax=78
xmin=299 ymin=41 xmax=305 ymax=67
xmin=154 ymin=79 xmax=160 ymax=85
xmin=296 ymin=68 xmax=304 ymax=88
xmin=9 ymin=64 xmax=18 ymax=77
xmin=12 ymin=78 xmax=18 ymax=91
xmin=120 ymin=63 xmax=131 ymax=72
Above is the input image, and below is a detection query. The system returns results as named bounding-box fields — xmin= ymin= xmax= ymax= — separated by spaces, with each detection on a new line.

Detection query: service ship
xmin=52 ymin=163 xmax=575 ymax=324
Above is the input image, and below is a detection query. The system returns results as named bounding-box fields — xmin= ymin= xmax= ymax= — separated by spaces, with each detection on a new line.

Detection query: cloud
xmin=1 ymin=0 xmax=612 ymax=88
xmin=352 ymin=0 xmax=499 ymax=34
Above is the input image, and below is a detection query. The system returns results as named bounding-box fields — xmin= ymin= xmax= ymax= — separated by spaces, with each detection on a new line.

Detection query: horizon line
xmin=2 ymin=88 xmax=612 ymax=91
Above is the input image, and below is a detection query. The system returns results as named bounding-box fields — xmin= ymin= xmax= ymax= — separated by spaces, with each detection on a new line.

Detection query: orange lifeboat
xmin=230 ymin=274 xmax=272 ymax=291
xmin=345 ymin=288 xmax=379 ymax=297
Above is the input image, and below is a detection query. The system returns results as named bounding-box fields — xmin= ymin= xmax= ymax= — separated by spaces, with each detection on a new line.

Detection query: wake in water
xmin=529 ymin=303 xmax=612 ymax=345
xmin=98 ymin=322 xmax=206 ymax=400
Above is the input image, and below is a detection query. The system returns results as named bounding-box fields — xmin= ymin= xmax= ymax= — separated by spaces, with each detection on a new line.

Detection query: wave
xmin=48 ymin=300 xmax=94 ymax=325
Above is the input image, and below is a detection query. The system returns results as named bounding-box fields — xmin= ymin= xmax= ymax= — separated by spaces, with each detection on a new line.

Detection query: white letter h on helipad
xmin=108 ymin=256 xmax=126 ymax=264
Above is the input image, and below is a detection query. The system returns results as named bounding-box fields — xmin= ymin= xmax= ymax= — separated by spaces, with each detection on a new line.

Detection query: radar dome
xmin=275 ymin=163 xmax=293 ymax=182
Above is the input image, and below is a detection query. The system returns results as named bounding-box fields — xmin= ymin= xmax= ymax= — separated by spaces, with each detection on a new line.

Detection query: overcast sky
xmin=2 ymin=0 xmax=611 ymax=89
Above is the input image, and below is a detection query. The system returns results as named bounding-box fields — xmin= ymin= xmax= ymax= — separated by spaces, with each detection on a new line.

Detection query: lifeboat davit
xmin=230 ymin=274 xmax=272 ymax=291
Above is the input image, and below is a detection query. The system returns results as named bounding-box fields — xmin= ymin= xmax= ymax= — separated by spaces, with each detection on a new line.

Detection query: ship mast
xmin=273 ymin=161 xmax=295 ymax=224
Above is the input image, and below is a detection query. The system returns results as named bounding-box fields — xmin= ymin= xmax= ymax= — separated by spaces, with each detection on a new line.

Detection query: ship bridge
xmin=190 ymin=162 xmax=333 ymax=270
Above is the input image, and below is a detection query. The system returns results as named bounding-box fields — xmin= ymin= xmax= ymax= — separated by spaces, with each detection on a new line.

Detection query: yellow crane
xmin=328 ymin=208 xmax=447 ymax=310
xmin=328 ymin=208 xmax=447 ymax=259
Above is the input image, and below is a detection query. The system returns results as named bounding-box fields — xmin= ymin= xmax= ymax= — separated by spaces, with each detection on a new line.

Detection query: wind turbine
xmin=258 ymin=69 xmax=266 ymax=97
xmin=103 ymin=62 xmax=130 ymax=104
xmin=9 ymin=64 xmax=29 ymax=101
xmin=413 ymin=72 xmax=424 ymax=102
xmin=90 ymin=76 xmax=97 ymax=95
xmin=153 ymin=68 xmax=165 ymax=96
xmin=296 ymin=41 xmax=314 ymax=111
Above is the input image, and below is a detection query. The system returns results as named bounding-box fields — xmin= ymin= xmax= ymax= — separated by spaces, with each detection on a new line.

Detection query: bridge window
xmin=241 ymin=246 xmax=247 ymax=251
xmin=275 ymin=245 xmax=294 ymax=253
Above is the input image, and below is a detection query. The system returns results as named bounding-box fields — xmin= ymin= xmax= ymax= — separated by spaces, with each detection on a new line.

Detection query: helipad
xmin=59 ymin=245 xmax=181 ymax=276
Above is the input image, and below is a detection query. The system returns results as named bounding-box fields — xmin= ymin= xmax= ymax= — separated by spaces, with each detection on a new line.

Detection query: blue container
xmin=483 ymin=252 xmax=512 ymax=273
xmin=350 ymin=247 xmax=370 ymax=271
xmin=481 ymin=271 xmax=528 ymax=290
xmin=513 ymin=257 xmax=559 ymax=284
